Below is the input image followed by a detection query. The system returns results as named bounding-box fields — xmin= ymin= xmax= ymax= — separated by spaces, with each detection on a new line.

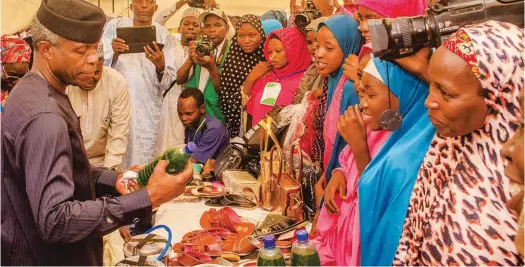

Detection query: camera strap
xmin=215 ymin=40 xmax=230 ymax=66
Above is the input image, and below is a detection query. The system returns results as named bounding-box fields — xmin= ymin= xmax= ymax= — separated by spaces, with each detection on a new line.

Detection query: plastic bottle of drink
xmin=257 ymin=235 xmax=286 ymax=266
xmin=136 ymin=142 xmax=196 ymax=187
xmin=291 ymin=230 xmax=321 ymax=266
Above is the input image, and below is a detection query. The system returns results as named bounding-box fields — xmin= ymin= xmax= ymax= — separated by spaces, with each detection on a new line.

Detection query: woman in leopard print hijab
xmin=394 ymin=21 xmax=524 ymax=266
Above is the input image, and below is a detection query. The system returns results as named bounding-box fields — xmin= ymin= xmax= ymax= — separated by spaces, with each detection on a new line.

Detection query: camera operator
xmin=177 ymin=8 xmax=232 ymax=122
xmin=358 ymin=0 xmax=524 ymax=83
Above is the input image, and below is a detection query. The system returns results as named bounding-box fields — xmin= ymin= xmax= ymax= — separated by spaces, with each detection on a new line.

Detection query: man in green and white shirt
xmin=177 ymin=8 xmax=232 ymax=122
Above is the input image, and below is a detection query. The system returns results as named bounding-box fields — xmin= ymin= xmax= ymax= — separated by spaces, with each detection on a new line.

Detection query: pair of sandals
xmin=199 ymin=207 xmax=255 ymax=237
xmin=254 ymin=212 xmax=307 ymax=238
xmin=172 ymin=208 xmax=260 ymax=266
xmin=173 ymin=233 xmax=258 ymax=266
xmin=204 ymin=194 xmax=257 ymax=210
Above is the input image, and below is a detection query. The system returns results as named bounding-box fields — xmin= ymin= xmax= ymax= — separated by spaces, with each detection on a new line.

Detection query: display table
xmin=105 ymin=199 xmax=271 ymax=265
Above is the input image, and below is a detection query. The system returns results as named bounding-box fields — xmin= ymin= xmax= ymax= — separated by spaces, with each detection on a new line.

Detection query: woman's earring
xmin=380 ymin=109 xmax=402 ymax=131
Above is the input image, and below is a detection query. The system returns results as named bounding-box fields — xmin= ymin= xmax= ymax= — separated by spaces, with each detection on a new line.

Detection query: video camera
xmin=368 ymin=0 xmax=524 ymax=60
xmin=196 ymin=35 xmax=216 ymax=57
xmin=295 ymin=0 xmax=322 ymax=30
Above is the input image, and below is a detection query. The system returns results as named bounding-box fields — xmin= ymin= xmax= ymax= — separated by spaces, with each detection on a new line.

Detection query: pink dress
xmin=313 ymin=129 xmax=390 ymax=266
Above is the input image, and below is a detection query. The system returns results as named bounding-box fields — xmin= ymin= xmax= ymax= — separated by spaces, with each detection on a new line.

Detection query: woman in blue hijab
xmin=316 ymin=14 xmax=362 ymax=184
xmin=261 ymin=19 xmax=283 ymax=36
xmin=357 ymin=58 xmax=435 ymax=266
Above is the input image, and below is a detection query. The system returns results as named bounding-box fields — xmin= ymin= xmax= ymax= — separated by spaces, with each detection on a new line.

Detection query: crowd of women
xmin=216 ymin=0 xmax=524 ymax=266
xmin=2 ymin=0 xmax=523 ymax=265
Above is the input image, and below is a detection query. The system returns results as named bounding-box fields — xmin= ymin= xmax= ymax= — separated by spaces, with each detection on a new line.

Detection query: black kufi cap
xmin=37 ymin=0 xmax=106 ymax=44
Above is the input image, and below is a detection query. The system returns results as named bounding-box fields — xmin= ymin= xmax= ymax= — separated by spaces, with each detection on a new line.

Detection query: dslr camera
xmin=196 ymin=35 xmax=216 ymax=57
xmin=368 ymin=0 xmax=524 ymax=60
xmin=187 ymin=0 xmax=205 ymax=8
xmin=295 ymin=0 xmax=322 ymax=30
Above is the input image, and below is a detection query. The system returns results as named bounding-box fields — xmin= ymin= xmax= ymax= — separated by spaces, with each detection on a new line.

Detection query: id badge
xmin=259 ymin=82 xmax=282 ymax=106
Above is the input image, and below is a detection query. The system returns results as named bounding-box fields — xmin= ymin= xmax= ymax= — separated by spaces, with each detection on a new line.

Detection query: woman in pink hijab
xmin=245 ymin=27 xmax=311 ymax=125
xmin=313 ymin=44 xmax=391 ymax=266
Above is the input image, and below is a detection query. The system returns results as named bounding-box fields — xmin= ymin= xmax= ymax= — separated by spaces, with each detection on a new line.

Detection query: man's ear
xmin=154 ymin=4 xmax=159 ymax=12
xmin=37 ymin=41 xmax=53 ymax=60
xmin=200 ymin=104 xmax=206 ymax=114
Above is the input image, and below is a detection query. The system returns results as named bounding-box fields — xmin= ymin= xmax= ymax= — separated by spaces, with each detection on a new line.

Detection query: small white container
xmin=122 ymin=233 xmax=172 ymax=265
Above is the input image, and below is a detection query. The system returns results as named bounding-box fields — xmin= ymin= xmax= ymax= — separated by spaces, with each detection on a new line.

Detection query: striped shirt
xmin=1 ymin=72 xmax=152 ymax=265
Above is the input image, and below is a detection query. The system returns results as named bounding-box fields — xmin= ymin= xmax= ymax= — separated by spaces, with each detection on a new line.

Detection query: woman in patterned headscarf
xmin=394 ymin=21 xmax=524 ymax=266
xmin=220 ymin=14 xmax=266 ymax=137
xmin=1 ymin=35 xmax=31 ymax=113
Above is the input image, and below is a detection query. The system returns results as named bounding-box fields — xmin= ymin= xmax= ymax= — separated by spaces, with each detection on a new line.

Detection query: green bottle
xmin=291 ymin=230 xmax=321 ymax=266
xmin=257 ymin=235 xmax=286 ymax=267
xmin=136 ymin=142 xmax=196 ymax=187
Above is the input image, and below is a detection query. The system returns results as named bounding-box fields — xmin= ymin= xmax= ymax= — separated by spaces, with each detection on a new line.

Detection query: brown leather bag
xmin=259 ymin=117 xmax=274 ymax=210
xmin=268 ymin=144 xmax=304 ymax=222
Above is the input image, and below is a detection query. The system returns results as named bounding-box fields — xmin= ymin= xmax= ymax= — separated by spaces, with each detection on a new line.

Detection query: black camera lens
xmin=196 ymin=43 xmax=211 ymax=57
xmin=369 ymin=16 xmax=430 ymax=60
xmin=369 ymin=0 xmax=524 ymax=60
xmin=391 ymin=17 xmax=429 ymax=49
xmin=295 ymin=13 xmax=313 ymax=28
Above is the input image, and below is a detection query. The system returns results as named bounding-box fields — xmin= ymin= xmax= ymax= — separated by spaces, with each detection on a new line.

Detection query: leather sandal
xmin=176 ymin=251 xmax=214 ymax=266
xmin=254 ymin=213 xmax=307 ymax=238
xmin=180 ymin=228 xmax=231 ymax=243
xmin=219 ymin=234 xmax=258 ymax=256
xmin=173 ymin=233 xmax=222 ymax=257
xmin=200 ymin=207 xmax=255 ymax=236
xmin=204 ymin=194 xmax=257 ymax=210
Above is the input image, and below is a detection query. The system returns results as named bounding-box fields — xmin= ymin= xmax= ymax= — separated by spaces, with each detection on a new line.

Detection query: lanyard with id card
xmin=260 ymin=82 xmax=282 ymax=106
xmin=259 ymin=70 xmax=306 ymax=107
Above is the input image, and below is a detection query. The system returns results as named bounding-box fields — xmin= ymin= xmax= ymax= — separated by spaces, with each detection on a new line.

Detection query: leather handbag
xmin=222 ymin=170 xmax=261 ymax=204
xmin=268 ymin=143 xmax=304 ymax=223
xmin=213 ymin=143 xmax=246 ymax=181
xmin=259 ymin=117 xmax=274 ymax=210
xmin=289 ymin=142 xmax=321 ymax=220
